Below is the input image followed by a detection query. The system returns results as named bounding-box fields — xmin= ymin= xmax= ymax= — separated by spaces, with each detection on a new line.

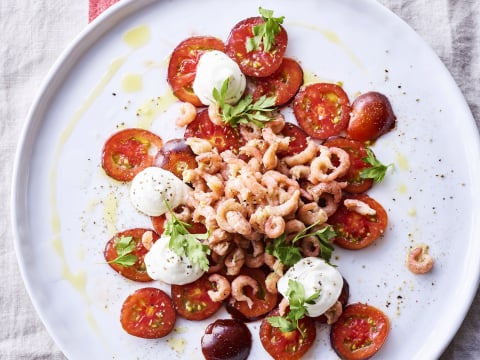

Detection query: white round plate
xmin=12 ymin=0 xmax=480 ymax=359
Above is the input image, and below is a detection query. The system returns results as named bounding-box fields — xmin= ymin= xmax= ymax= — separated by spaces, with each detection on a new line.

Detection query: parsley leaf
xmin=246 ymin=7 xmax=285 ymax=53
xmin=108 ymin=236 xmax=138 ymax=267
xmin=267 ymin=279 xmax=320 ymax=337
xmin=266 ymin=223 xmax=336 ymax=265
xmin=212 ymin=78 xmax=277 ymax=128
xmin=360 ymin=148 xmax=394 ymax=183
xmin=163 ymin=203 xmax=211 ymax=272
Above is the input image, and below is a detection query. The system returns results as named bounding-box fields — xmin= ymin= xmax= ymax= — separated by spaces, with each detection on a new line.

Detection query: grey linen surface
xmin=1 ymin=0 xmax=479 ymax=359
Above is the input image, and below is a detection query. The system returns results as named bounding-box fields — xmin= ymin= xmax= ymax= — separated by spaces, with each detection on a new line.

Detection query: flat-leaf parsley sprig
xmin=360 ymin=147 xmax=394 ymax=183
xmin=212 ymin=78 xmax=278 ymax=128
xmin=108 ymin=236 xmax=138 ymax=267
xmin=163 ymin=202 xmax=210 ymax=272
xmin=267 ymin=279 xmax=319 ymax=337
xmin=246 ymin=7 xmax=285 ymax=53
xmin=266 ymin=222 xmax=337 ymax=266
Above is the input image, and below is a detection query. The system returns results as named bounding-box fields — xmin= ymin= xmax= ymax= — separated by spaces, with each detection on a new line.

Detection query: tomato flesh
xmin=171 ymin=274 xmax=222 ymax=321
xmin=328 ymin=194 xmax=388 ymax=250
xmin=226 ymin=17 xmax=288 ymax=78
xmin=246 ymin=57 xmax=303 ymax=106
xmin=293 ymin=83 xmax=351 ymax=140
xmin=167 ymin=36 xmax=225 ymax=106
xmin=346 ymin=91 xmax=396 ymax=142
xmin=323 ymin=137 xmax=374 ymax=193
xmin=104 ymin=228 xmax=159 ymax=282
xmin=260 ymin=308 xmax=316 ymax=360
xmin=184 ymin=109 xmax=244 ymax=153
xmin=277 ymin=122 xmax=308 ymax=158
xmin=120 ymin=287 xmax=176 ymax=339
xmin=331 ymin=303 xmax=390 ymax=360
xmin=101 ymin=128 xmax=163 ymax=182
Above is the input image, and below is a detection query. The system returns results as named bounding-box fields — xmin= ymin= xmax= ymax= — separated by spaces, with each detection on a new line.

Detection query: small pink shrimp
xmin=207 ymin=274 xmax=231 ymax=302
xmin=264 ymin=215 xmax=285 ymax=239
xmin=231 ymin=275 xmax=259 ymax=309
xmin=176 ymin=102 xmax=197 ymax=127
xmin=407 ymin=245 xmax=434 ymax=274
xmin=141 ymin=230 xmax=154 ymax=250
xmin=324 ymin=301 xmax=343 ymax=325
xmin=208 ymin=103 xmax=224 ymax=126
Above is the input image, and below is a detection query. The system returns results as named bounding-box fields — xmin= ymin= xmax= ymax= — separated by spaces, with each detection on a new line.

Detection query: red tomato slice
xmin=246 ymin=57 xmax=303 ymax=106
xmin=260 ymin=308 xmax=316 ymax=360
xmin=293 ymin=83 xmax=351 ymax=140
xmin=184 ymin=109 xmax=244 ymax=153
xmin=155 ymin=138 xmax=197 ymax=179
xmin=328 ymin=194 xmax=388 ymax=250
xmin=346 ymin=91 xmax=396 ymax=142
xmin=167 ymin=36 xmax=225 ymax=106
xmin=120 ymin=287 xmax=176 ymax=339
xmin=171 ymin=274 xmax=222 ymax=321
xmin=151 ymin=213 xmax=207 ymax=236
xmin=277 ymin=122 xmax=308 ymax=158
xmin=226 ymin=17 xmax=288 ymax=77
xmin=331 ymin=303 xmax=390 ymax=360
xmin=101 ymin=128 xmax=163 ymax=182
xmin=323 ymin=137 xmax=374 ymax=193
xmin=226 ymin=268 xmax=277 ymax=322
xmin=104 ymin=228 xmax=159 ymax=282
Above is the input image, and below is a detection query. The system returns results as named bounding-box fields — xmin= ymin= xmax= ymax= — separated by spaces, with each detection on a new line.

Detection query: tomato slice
xmin=104 ymin=228 xmax=159 ymax=282
xmin=184 ymin=109 xmax=244 ymax=153
xmin=323 ymin=137 xmax=374 ymax=193
xmin=226 ymin=16 xmax=288 ymax=78
xmin=246 ymin=57 xmax=303 ymax=106
xmin=171 ymin=274 xmax=222 ymax=321
xmin=167 ymin=36 xmax=225 ymax=106
xmin=101 ymin=128 xmax=163 ymax=182
xmin=226 ymin=268 xmax=278 ymax=322
xmin=260 ymin=308 xmax=316 ymax=360
xmin=277 ymin=122 xmax=308 ymax=158
xmin=328 ymin=194 xmax=388 ymax=250
xmin=120 ymin=287 xmax=176 ymax=339
xmin=346 ymin=91 xmax=396 ymax=142
xmin=155 ymin=138 xmax=197 ymax=179
xmin=293 ymin=83 xmax=351 ymax=140
xmin=151 ymin=213 xmax=207 ymax=236
xmin=330 ymin=303 xmax=390 ymax=360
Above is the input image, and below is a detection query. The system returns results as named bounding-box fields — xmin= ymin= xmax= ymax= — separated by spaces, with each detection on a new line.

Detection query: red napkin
xmin=89 ymin=0 xmax=120 ymax=22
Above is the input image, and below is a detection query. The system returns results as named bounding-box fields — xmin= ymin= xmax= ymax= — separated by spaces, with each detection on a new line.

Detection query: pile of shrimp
xmin=175 ymin=115 xmax=351 ymax=304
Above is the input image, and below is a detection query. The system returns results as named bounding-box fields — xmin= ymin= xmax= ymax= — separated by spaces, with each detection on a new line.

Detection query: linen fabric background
xmin=1 ymin=0 xmax=478 ymax=358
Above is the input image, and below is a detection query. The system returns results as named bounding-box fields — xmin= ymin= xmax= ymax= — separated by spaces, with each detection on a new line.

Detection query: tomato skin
xmin=293 ymin=83 xmax=351 ymax=140
xmin=246 ymin=57 xmax=303 ymax=106
xmin=226 ymin=268 xmax=277 ymax=322
xmin=226 ymin=17 xmax=288 ymax=78
xmin=104 ymin=228 xmax=159 ymax=282
xmin=201 ymin=319 xmax=252 ymax=360
xmin=346 ymin=92 xmax=396 ymax=142
xmin=260 ymin=308 xmax=316 ymax=360
xmin=155 ymin=138 xmax=197 ymax=179
xmin=277 ymin=122 xmax=308 ymax=158
xmin=120 ymin=287 xmax=176 ymax=339
xmin=171 ymin=274 xmax=222 ymax=321
xmin=101 ymin=128 xmax=163 ymax=182
xmin=331 ymin=303 xmax=390 ymax=360
xmin=323 ymin=137 xmax=374 ymax=193
xmin=167 ymin=36 xmax=225 ymax=106
xmin=184 ymin=109 xmax=244 ymax=153
xmin=328 ymin=194 xmax=388 ymax=250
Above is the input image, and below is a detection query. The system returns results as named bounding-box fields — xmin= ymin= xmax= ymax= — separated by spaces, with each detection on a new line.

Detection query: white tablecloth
xmin=1 ymin=0 xmax=479 ymax=358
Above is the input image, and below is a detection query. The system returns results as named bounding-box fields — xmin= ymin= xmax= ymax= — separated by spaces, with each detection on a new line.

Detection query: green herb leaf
xmin=108 ymin=236 xmax=138 ymax=267
xmin=360 ymin=148 xmax=394 ymax=183
xmin=163 ymin=202 xmax=211 ymax=272
xmin=267 ymin=279 xmax=320 ymax=337
xmin=246 ymin=7 xmax=285 ymax=53
xmin=266 ymin=223 xmax=337 ymax=265
xmin=212 ymin=78 xmax=277 ymax=128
